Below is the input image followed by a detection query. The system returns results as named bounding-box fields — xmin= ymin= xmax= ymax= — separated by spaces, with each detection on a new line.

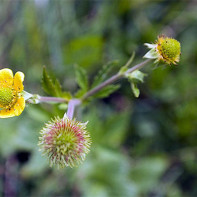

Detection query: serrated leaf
xmin=131 ymin=82 xmax=140 ymax=98
xmin=42 ymin=66 xmax=57 ymax=96
xmin=75 ymin=65 xmax=88 ymax=91
xmin=91 ymin=60 xmax=119 ymax=88
xmin=42 ymin=66 xmax=72 ymax=100
xmin=93 ymin=84 xmax=120 ymax=99
xmin=54 ymin=79 xmax=62 ymax=96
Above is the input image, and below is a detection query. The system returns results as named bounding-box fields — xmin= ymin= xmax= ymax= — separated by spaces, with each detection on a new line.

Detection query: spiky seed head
xmin=38 ymin=116 xmax=91 ymax=168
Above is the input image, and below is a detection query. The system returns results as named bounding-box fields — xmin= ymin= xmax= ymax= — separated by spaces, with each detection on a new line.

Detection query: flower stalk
xmin=39 ymin=96 xmax=66 ymax=103
xmin=65 ymin=99 xmax=81 ymax=120
xmin=26 ymin=95 xmax=66 ymax=104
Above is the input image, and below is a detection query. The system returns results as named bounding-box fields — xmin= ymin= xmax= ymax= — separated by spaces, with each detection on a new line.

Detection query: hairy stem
xmin=82 ymin=59 xmax=151 ymax=101
xmin=82 ymin=73 xmax=121 ymax=101
xmin=125 ymin=59 xmax=151 ymax=75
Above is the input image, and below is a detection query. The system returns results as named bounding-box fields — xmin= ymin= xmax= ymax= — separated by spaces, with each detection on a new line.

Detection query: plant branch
xmin=39 ymin=96 xmax=66 ymax=103
xmin=125 ymin=59 xmax=151 ymax=75
xmin=27 ymin=59 xmax=151 ymax=118
xmin=82 ymin=59 xmax=151 ymax=101
xmin=26 ymin=96 xmax=67 ymax=104
xmin=26 ymin=58 xmax=151 ymax=121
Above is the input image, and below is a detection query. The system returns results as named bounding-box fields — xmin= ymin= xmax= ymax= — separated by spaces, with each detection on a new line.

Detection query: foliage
xmin=42 ymin=66 xmax=72 ymax=101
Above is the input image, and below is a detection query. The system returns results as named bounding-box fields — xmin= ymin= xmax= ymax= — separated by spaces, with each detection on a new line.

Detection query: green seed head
xmin=38 ymin=117 xmax=91 ymax=168
xmin=0 ymin=87 xmax=14 ymax=108
xmin=157 ymin=36 xmax=181 ymax=65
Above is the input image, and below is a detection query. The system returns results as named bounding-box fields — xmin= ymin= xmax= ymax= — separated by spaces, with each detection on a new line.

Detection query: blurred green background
xmin=0 ymin=0 xmax=197 ymax=196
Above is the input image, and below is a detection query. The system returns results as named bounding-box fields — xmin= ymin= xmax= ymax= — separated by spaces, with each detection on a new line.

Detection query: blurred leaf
xmin=21 ymin=150 xmax=48 ymax=178
xmin=119 ymin=52 xmax=135 ymax=74
xmin=42 ymin=66 xmax=71 ymax=100
xmin=26 ymin=105 xmax=51 ymax=122
xmin=93 ymin=84 xmax=120 ymax=99
xmin=126 ymin=70 xmax=146 ymax=83
xmin=61 ymin=91 xmax=72 ymax=101
xmin=75 ymin=64 xmax=89 ymax=91
xmin=126 ymin=70 xmax=147 ymax=97
xmin=91 ymin=60 xmax=119 ymax=88
xmin=78 ymin=147 xmax=137 ymax=197
xmin=103 ymin=111 xmax=130 ymax=147
xmin=58 ymin=103 xmax=68 ymax=110
xmin=131 ymin=82 xmax=140 ymax=98
xmin=42 ymin=66 xmax=61 ymax=96
xmin=54 ymin=79 xmax=62 ymax=96
xmin=64 ymin=35 xmax=103 ymax=68
xmin=130 ymin=156 xmax=168 ymax=194
xmin=75 ymin=89 xmax=86 ymax=98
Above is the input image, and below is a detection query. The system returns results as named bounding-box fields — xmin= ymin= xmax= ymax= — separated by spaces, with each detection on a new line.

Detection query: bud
xmin=144 ymin=35 xmax=181 ymax=65
xmin=38 ymin=116 xmax=91 ymax=168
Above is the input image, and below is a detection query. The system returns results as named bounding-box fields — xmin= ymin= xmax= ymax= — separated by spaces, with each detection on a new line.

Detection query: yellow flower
xmin=0 ymin=68 xmax=25 ymax=118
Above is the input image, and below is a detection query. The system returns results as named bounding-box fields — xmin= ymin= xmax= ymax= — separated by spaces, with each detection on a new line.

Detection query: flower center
xmin=0 ymin=87 xmax=15 ymax=108
xmin=55 ymin=130 xmax=77 ymax=154
xmin=158 ymin=38 xmax=181 ymax=62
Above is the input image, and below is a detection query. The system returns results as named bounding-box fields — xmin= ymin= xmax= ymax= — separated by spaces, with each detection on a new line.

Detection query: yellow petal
xmin=0 ymin=107 xmax=15 ymax=118
xmin=0 ymin=68 xmax=13 ymax=86
xmin=0 ymin=97 xmax=25 ymax=118
xmin=13 ymin=97 xmax=25 ymax=116
xmin=14 ymin=72 xmax=24 ymax=92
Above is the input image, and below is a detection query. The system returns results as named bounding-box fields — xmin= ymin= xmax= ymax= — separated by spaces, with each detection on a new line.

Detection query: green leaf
xmin=75 ymin=65 xmax=88 ymax=91
xmin=61 ymin=91 xmax=72 ymax=100
xmin=42 ymin=66 xmax=72 ymax=100
xmin=131 ymin=82 xmax=140 ymax=98
xmin=125 ymin=70 xmax=147 ymax=98
xmin=64 ymin=35 xmax=103 ymax=68
xmin=42 ymin=66 xmax=57 ymax=96
xmin=126 ymin=70 xmax=147 ymax=83
xmin=91 ymin=60 xmax=119 ymax=88
xmin=103 ymin=111 xmax=130 ymax=148
xmin=74 ymin=89 xmax=87 ymax=98
xmin=119 ymin=52 xmax=135 ymax=74
xmin=54 ymin=79 xmax=62 ymax=96
xmin=93 ymin=84 xmax=120 ymax=99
